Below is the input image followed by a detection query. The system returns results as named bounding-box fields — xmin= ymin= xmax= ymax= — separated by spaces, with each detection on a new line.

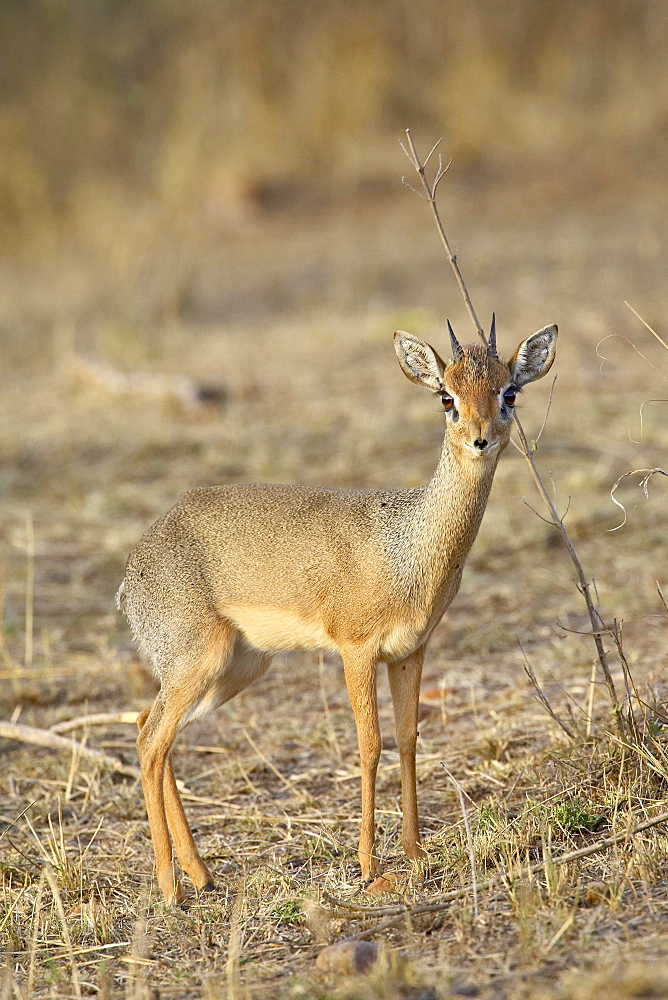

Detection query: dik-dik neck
xmin=409 ymin=433 xmax=500 ymax=595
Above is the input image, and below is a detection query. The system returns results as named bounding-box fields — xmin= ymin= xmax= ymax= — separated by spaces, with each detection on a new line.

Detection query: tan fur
xmin=118 ymin=321 xmax=557 ymax=903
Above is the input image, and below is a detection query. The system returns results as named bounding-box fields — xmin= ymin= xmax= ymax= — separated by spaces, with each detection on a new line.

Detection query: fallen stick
xmin=50 ymin=711 xmax=140 ymax=734
xmin=0 ymin=720 xmax=141 ymax=780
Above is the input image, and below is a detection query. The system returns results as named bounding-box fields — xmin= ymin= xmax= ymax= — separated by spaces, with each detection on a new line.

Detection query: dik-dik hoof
xmin=158 ymin=867 xmax=186 ymax=906
xmin=360 ymin=861 xmax=382 ymax=883
xmin=165 ymin=885 xmax=186 ymax=907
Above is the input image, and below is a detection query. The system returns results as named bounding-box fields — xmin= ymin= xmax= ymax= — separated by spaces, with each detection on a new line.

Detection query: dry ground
xmin=1 ymin=171 xmax=667 ymax=998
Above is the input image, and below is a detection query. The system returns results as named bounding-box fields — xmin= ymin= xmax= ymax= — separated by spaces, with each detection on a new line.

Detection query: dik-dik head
xmin=394 ymin=317 xmax=558 ymax=465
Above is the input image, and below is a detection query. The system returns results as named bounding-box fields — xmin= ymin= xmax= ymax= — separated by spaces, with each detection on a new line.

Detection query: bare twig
xmin=402 ymin=130 xmax=624 ymax=728
xmin=625 ymin=301 xmax=668 ymax=352
xmin=535 ymin=374 xmax=558 ymax=445
xmin=585 ymin=661 xmax=597 ymax=738
xmin=521 ymin=498 xmax=552 ymax=526
xmin=401 ymin=129 xmax=485 ymax=344
xmin=657 ymin=581 xmax=668 ymax=613
xmin=608 ymin=618 xmax=641 ymax=741
xmin=609 ymin=468 xmax=668 ymax=530
xmin=521 ymin=651 xmax=577 ymax=740
xmin=511 ymin=416 xmax=621 ymax=719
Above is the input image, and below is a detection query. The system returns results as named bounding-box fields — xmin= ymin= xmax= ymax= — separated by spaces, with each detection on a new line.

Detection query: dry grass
xmin=1 ymin=166 xmax=667 ymax=998
xmin=1 ymin=9 xmax=668 ymax=986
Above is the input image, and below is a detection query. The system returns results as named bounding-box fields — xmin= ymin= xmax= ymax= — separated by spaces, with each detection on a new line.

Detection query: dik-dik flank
xmin=117 ymin=318 xmax=557 ymax=904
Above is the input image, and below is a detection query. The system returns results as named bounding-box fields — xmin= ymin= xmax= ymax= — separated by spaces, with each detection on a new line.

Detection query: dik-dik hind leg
xmin=137 ymin=695 xmax=191 ymax=904
xmin=136 ymin=622 xmax=238 ymax=903
xmin=163 ymin=639 xmax=273 ymax=892
xmin=387 ymin=647 xmax=427 ymax=863
xmin=164 ymin=755 xmax=216 ymax=891
xmin=137 ymin=707 xmax=215 ymax=895
xmin=342 ymin=649 xmax=381 ymax=879
xmin=138 ymin=628 xmax=272 ymax=903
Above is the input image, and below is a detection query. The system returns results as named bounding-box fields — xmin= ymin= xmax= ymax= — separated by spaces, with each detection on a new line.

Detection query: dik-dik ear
xmin=508 ymin=324 xmax=558 ymax=389
xmin=394 ymin=330 xmax=446 ymax=392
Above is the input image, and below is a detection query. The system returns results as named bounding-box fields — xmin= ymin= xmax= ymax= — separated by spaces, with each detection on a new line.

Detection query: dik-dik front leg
xmin=342 ymin=649 xmax=382 ymax=879
xmin=387 ymin=647 xmax=427 ymax=863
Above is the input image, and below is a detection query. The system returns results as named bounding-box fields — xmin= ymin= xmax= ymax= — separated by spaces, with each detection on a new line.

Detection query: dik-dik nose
xmin=473 ymin=437 xmax=489 ymax=451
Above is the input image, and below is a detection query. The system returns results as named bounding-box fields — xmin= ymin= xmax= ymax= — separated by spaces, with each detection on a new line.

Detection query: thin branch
xmin=625 ymin=301 xmax=668 ymax=352
xmin=401 ymin=130 xmax=485 ymax=343
xmin=609 ymin=467 xmax=668 ymax=531
xmin=403 ymin=130 xmax=624 ymax=728
xmin=342 ymin=808 xmax=668 ymax=939
xmin=50 ymin=711 xmax=140 ymax=734
xmin=0 ymin=720 xmax=141 ymax=780
xmin=432 ymin=155 xmax=453 ymax=197
xmin=521 ymin=650 xmax=577 ymax=740
xmin=401 ymin=177 xmax=425 ymax=201
xmin=512 ymin=414 xmax=621 ymax=719
xmin=535 ymin=374 xmax=559 ymax=444
xmin=521 ymin=499 xmax=555 ymax=527
xmin=555 ymin=621 xmax=614 ymax=638
xmin=422 ymin=137 xmax=443 ymax=167
xmin=609 ymin=618 xmax=641 ymax=740
xmin=657 ymin=581 xmax=668 ymax=613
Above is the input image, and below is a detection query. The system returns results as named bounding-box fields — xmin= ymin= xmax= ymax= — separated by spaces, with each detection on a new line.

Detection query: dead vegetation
xmin=1 ymin=5 xmax=668 ymax=998
xmin=1 ymin=179 xmax=667 ymax=995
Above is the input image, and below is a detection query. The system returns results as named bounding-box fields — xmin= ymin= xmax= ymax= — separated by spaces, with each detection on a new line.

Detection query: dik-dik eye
xmin=441 ymin=393 xmax=455 ymax=412
xmin=503 ymin=389 xmax=516 ymax=407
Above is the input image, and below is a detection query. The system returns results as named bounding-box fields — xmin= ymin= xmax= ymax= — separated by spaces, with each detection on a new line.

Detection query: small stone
xmin=315 ymin=939 xmax=380 ymax=974
xmin=452 ymin=984 xmax=480 ymax=997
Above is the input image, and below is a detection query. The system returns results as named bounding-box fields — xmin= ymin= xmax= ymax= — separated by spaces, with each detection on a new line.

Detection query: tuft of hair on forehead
xmin=451 ymin=343 xmax=505 ymax=371
xmin=446 ymin=343 xmax=510 ymax=390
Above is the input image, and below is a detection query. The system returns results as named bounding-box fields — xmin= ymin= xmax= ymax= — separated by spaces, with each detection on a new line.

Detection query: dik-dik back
xmin=118 ymin=318 xmax=557 ymax=904
xmin=122 ymin=481 xmax=420 ymax=666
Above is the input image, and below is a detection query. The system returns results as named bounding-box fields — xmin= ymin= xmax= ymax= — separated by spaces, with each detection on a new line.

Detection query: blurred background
xmin=0 ymin=0 xmax=666 ymax=651
xmin=1 ymin=0 xmax=667 ymax=364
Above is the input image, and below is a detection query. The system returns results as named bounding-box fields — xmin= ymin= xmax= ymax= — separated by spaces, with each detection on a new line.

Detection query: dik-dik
xmin=117 ymin=318 xmax=557 ymax=904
